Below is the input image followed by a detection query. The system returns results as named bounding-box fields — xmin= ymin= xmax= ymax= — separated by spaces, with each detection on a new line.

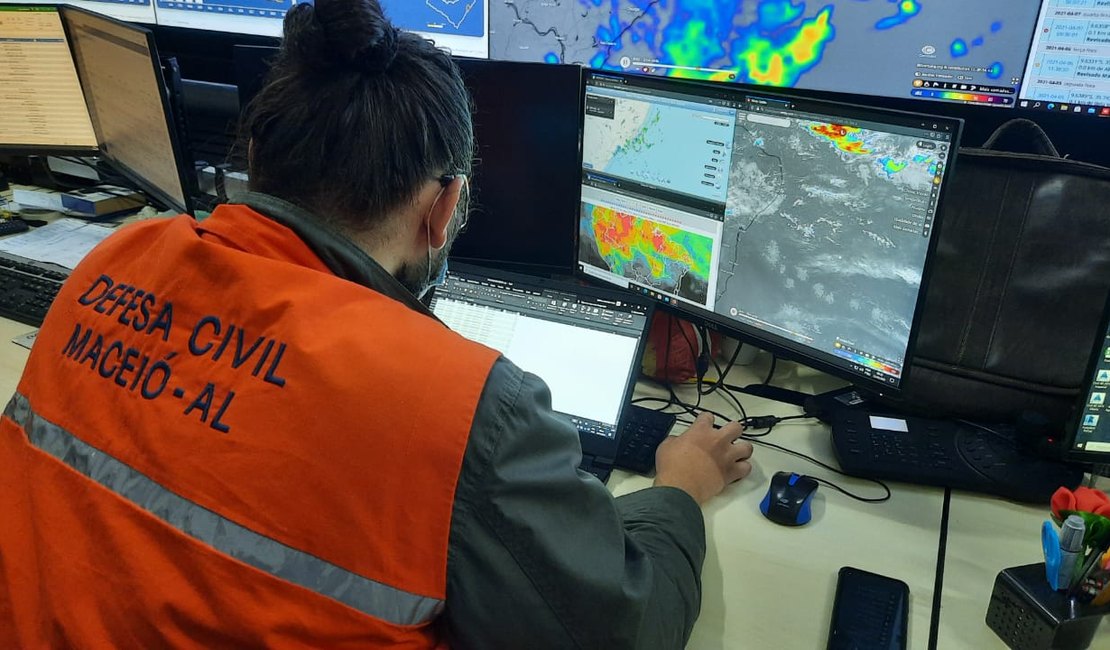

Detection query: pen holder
xmin=986 ymin=563 xmax=1110 ymax=650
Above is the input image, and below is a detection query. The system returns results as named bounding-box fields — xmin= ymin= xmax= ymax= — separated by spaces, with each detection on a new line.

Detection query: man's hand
xmin=653 ymin=412 xmax=754 ymax=505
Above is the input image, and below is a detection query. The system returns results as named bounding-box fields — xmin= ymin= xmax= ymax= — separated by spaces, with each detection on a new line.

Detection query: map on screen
xmin=717 ymin=112 xmax=946 ymax=367
xmin=383 ymin=0 xmax=484 ymax=37
xmin=490 ymin=0 xmax=1040 ymax=106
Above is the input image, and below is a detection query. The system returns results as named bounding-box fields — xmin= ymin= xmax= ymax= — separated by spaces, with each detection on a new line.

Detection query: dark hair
xmin=242 ymin=0 xmax=472 ymax=232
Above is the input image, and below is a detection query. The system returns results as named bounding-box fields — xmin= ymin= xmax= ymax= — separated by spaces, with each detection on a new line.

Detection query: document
xmin=0 ymin=218 xmax=116 ymax=270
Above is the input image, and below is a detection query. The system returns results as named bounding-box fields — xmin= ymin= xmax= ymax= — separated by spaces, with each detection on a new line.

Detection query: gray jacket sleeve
xmin=443 ymin=358 xmax=706 ymax=650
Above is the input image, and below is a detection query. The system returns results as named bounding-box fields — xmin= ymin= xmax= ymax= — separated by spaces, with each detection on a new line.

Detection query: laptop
xmin=429 ymin=263 xmax=653 ymax=482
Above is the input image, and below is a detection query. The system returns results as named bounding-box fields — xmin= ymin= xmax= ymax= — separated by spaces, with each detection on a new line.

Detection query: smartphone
xmin=827 ymin=566 xmax=910 ymax=650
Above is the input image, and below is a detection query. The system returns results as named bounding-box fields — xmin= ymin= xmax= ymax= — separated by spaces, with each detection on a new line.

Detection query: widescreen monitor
xmin=1067 ymin=293 xmax=1110 ymax=462
xmin=490 ymin=0 xmax=1041 ymax=110
xmin=576 ymin=69 xmax=961 ymax=396
xmin=63 ymin=6 xmax=193 ymax=212
xmin=380 ymin=0 xmax=487 ymax=59
xmin=155 ymin=0 xmax=488 ymax=57
xmin=4 ymin=0 xmax=154 ymax=24
xmin=0 ymin=5 xmax=97 ymax=152
xmin=153 ymin=0 xmax=294 ymax=36
xmin=1020 ymin=0 xmax=1110 ymax=119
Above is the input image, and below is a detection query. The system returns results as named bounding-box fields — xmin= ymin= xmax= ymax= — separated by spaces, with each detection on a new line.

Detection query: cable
xmin=674 ymin=413 xmax=891 ymax=504
xmin=763 ymin=354 xmax=778 ymax=385
xmin=810 ymin=476 xmax=892 ymax=504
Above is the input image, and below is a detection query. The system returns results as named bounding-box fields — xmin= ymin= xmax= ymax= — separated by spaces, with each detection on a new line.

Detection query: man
xmin=0 ymin=0 xmax=754 ymax=647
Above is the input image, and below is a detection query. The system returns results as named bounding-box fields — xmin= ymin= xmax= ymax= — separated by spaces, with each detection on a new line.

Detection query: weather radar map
xmin=489 ymin=1 xmax=1040 ymax=104
xmin=717 ymin=112 xmax=944 ymax=367
xmin=580 ymin=204 xmax=714 ymax=305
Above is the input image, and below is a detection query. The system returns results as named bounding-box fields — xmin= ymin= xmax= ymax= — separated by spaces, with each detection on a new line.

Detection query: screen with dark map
xmin=717 ymin=112 xmax=946 ymax=373
xmin=490 ymin=0 xmax=1040 ymax=107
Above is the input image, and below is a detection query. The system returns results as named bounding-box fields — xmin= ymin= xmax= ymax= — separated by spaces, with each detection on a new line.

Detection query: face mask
xmin=403 ymin=178 xmax=466 ymax=300
xmin=417 ymin=247 xmax=449 ymax=300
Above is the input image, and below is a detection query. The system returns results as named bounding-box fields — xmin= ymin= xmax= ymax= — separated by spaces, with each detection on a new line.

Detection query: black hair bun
xmin=283 ymin=0 xmax=400 ymax=74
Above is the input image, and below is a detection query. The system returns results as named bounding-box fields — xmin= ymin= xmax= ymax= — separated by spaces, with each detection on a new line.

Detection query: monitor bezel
xmin=575 ymin=69 xmax=964 ymax=398
xmin=59 ymin=5 xmax=195 ymax=214
xmin=433 ymin=260 xmax=656 ymax=461
xmin=1063 ymin=290 xmax=1110 ymax=464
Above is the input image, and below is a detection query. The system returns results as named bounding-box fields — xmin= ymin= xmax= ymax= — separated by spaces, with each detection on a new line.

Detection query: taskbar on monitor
xmin=1019 ymin=99 xmax=1110 ymax=119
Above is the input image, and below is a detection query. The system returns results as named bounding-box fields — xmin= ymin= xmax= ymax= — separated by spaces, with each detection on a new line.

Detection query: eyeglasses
xmin=437 ymin=172 xmax=470 ymax=232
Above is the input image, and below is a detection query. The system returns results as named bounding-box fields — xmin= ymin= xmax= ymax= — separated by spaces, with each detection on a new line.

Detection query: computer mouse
xmin=760 ymin=471 xmax=819 ymax=526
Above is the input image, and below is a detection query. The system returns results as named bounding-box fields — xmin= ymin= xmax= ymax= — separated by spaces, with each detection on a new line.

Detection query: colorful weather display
xmin=878 ymin=157 xmax=908 ymax=176
xmin=668 ymin=2 xmax=836 ymax=86
xmin=571 ymin=0 xmax=936 ymax=87
xmin=809 ymin=123 xmax=871 ymax=154
xmin=576 ymin=0 xmax=841 ymax=87
xmin=833 ymin=341 xmax=901 ymax=377
xmin=875 ymin=0 xmax=920 ymax=30
xmin=585 ymin=204 xmax=713 ymax=294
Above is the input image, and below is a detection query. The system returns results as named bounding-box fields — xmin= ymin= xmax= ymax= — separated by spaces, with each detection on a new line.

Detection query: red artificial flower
xmin=1052 ymin=487 xmax=1110 ymax=521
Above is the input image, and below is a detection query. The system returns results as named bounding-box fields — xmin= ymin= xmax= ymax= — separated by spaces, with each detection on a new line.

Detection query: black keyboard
xmin=0 ymin=253 xmax=68 ymax=326
xmin=830 ymin=410 xmax=1083 ymax=504
xmin=0 ymin=219 xmax=29 ymax=236
xmin=614 ymin=405 xmax=677 ymax=475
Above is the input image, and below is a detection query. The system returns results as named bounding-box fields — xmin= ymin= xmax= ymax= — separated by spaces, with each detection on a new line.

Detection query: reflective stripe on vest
xmin=4 ymin=392 xmax=444 ymax=626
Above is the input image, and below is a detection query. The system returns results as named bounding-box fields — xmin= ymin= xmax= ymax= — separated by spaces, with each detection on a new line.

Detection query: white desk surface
xmin=940 ymin=487 xmax=1110 ymax=648
xmin=1 ymin=317 xmax=1105 ymax=649
xmin=616 ymin=358 xmax=946 ymax=650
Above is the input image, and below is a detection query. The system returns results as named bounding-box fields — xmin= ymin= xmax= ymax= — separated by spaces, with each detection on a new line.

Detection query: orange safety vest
xmin=0 ymin=205 xmax=499 ymax=648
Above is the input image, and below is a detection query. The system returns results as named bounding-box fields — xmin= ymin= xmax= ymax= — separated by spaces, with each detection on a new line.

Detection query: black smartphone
xmin=827 ymin=566 xmax=910 ymax=650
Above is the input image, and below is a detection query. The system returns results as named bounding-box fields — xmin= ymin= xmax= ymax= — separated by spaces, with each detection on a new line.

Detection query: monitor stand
xmin=729 ymin=383 xmax=872 ymax=422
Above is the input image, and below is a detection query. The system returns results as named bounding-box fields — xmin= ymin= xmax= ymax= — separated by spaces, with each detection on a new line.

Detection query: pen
xmin=1058 ymin=515 xmax=1086 ymax=591
xmin=1068 ymin=545 xmax=1104 ymax=598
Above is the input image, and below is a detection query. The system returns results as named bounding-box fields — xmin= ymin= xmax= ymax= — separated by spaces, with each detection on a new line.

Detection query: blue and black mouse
xmin=760 ymin=471 xmax=819 ymax=526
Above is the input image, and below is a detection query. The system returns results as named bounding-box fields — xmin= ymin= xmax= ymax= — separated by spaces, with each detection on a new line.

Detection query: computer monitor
xmin=156 ymin=0 xmax=488 ymax=54
xmin=3 ymin=0 xmax=154 ymax=24
xmin=234 ymin=50 xmax=582 ymax=275
xmin=379 ymin=0 xmax=487 ymax=59
xmin=62 ymin=6 xmax=193 ymax=213
xmin=232 ymin=44 xmax=277 ymax=113
xmin=449 ymin=59 xmax=581 ymax=274
xmin=153 ymin=0 xmax=295 ymax=37
xmin=1066 ymin=295 xmax=1110 ymax=462
xmin=490 ymin=1 xmax=1042 ymax=110
xmin=1019 ymin=0 xmax=1110 ymax=119
xmin=577 ymin=69 xmax=961 ymax=396
xmin=0 ymin=5 xmax=97 ymax=152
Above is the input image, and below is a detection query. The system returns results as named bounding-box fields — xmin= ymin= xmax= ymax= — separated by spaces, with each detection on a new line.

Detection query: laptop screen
xmin=430 ymin=265 xmax=650 ymax=440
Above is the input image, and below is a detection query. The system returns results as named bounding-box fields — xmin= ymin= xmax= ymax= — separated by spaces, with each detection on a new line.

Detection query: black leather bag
xmin=882 ymin=119 xmax=1110 ymax=429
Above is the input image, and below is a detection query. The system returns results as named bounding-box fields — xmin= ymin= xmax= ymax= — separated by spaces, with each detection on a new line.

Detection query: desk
xmin=618 ymin=360 xmax=947 ymax=649
xmin=0 ymin=319 xmax=1105 ymax=649
xmin=0 ymin=318 xmax=31 ymax=399
xmin=940 ymin=488 xmax=1110 ymax=648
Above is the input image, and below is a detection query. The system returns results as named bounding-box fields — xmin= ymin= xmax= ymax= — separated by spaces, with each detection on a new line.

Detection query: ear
xmin=426 ymin=177 xmax=464 ymax=250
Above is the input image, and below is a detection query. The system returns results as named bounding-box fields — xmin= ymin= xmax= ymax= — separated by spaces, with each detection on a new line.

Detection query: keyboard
xmin=0 ymin=253 xmax=68 ymax=326
xmin=829 ymin=410 xmax=1083 ymax=504
xmin=0 ymin=219 xmax=29 ymax=236
xmin=614 ymin=405 xmax=677 ymax=475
